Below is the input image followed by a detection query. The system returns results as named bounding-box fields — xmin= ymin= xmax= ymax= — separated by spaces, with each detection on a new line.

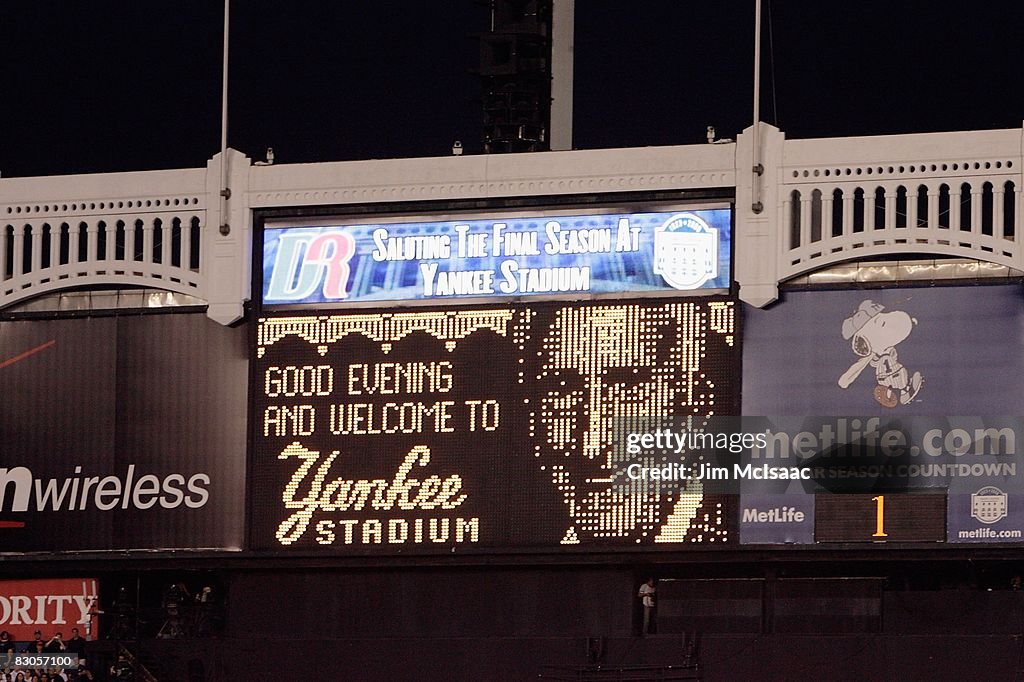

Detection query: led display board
xmin=813 ymin=493 xmax=946 ymax=543
xmin=250 ymin=299 xmax=740 ymax=553
xmin=260 ymin=207 xmax=732 ymax=306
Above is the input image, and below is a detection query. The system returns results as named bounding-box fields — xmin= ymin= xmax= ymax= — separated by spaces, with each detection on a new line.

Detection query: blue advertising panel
xmin=743 ymin=284 xmax=1024 ymax=544
xmin=948 ymin=489 xmax=1024 ymax=543
xmin=261 ymin=207 xmax=731 ymax=306
xmin=947 ymin=437 xmax=1024 ymax=542
xmin=743 ymin=284 xmax=1024 ymax=416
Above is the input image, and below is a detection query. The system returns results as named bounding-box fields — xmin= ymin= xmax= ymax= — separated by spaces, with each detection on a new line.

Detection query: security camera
xmin=254 ymin=147 xmax=275 ymax=166
xmin=452 ymin=140 xmax=464 ymax=156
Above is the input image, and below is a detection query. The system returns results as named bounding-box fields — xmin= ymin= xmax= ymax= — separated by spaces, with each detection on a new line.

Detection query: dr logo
xmin=267 ymin=232 xmax=356 ymax=301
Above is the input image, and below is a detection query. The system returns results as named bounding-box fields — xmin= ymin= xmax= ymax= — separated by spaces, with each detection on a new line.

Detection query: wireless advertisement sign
xmin=0 ymin=314 xmax=247 ymax=552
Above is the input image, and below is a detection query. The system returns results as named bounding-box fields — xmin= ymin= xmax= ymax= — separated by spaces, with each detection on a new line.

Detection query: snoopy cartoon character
xmin=837 ymin=300 xmax=923 ymax=408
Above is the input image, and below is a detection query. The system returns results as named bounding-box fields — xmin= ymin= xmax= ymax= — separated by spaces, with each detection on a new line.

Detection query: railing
xmin=0 ymin=167 xmax=209 ymax=309
xmin=0 ymin=126 xmax=1022 ymax=320
xmin=119 ymin=643 xmax=159 ymax=682
xmin=778 ymin=128 xmax=1023 ymax=283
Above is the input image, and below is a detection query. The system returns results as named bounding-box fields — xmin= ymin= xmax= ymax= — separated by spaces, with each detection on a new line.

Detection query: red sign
xmin=0 ymin=578 xmax=99 ymax=641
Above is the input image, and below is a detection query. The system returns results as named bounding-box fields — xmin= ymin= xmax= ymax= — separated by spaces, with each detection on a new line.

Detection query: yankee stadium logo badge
xmin=971 ymin=486 xmax=1008 ymax=524
xmin=653 ymin=213 xmax=718 ymax=290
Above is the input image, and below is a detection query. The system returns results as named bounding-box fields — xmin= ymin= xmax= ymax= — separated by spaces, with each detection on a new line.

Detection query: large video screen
xmin=742 ymin=284 xmax=1024 ymax=416
xmin=250 ymin=299 xmax=740 ymax=553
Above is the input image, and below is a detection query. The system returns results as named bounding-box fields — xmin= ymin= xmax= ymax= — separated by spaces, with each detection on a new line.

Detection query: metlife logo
xmin=742 ymin=506 xmax=806 ymax=524
xmin=739 ymin=494 xmax=815 ymax=544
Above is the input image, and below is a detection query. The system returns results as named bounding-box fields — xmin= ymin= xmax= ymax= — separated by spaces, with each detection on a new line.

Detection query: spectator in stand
xmin=43 ymin=633 xmax=65 ymax=654
xmin=63 ymin=630 xmax=84 ymax=658
xmin=0 ymin=630 xmax=14 ymax=664
xmin=25 ymin=632 xmax=43 ymax=654
xmin=61 ymin=626 xmax=82 ymax=663
xmin=638 ymin=577 xmax=657 ymax=636
xmin=110 ymin=653 xmax=132 ymax=680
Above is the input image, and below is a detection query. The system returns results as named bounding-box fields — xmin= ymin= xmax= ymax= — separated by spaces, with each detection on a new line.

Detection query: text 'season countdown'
xmin=251 ymin=299 xmax=740 ymax=553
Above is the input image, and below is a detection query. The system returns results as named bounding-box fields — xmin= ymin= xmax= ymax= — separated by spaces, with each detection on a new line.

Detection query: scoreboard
xmin=741 ymin=285 xmax=1024 ymax=549
xmin=735 ymin=417 xmax=1024 ymax=546
xmin=248 ymin=302 xmax=1020 ymax=554
xmin=249 ymin=205 xmax=1024 ymax=557
xmin=249 ymin=299 xmax=740 ymax=554
xmin=814 ymin=494 xmax=946 ymax=543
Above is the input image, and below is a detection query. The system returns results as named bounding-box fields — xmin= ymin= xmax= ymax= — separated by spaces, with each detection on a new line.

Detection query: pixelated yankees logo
xmin=837 ymin=300 xmax=923 ymax=408
xmin=653 ymin=213 xmax=718 ymax=290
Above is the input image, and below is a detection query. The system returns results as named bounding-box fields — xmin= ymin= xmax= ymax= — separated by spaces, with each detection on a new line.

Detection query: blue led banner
xmin=261 ymin=207 xmax=731 ymax=305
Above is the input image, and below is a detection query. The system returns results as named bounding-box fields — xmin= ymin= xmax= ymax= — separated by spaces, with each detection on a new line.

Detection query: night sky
xmin=1 ymin=1 xmax=1021 ymax=178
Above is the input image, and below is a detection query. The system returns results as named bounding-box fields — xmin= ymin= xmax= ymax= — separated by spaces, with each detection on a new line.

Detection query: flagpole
xmin=219 ymin=0 xmax=231 ymax=235
xmin=751 ymin=0 xmax=764 ymax=214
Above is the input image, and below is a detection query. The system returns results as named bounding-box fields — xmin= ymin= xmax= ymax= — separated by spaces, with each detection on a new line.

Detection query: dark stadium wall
xmin=206 ymin=577 xmax=1024 ymax=680
xmin=226 ymin=567 xmax=635 ymax=639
